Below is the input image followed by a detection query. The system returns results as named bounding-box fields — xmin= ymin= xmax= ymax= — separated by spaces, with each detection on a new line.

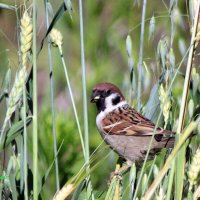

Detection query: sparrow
xmin=91 ymin=82 xmax=175 ymax=163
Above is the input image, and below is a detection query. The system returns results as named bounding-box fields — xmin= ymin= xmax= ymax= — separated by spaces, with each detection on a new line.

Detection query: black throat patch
xmin=96 ymin=98 xmax=106 ymax=112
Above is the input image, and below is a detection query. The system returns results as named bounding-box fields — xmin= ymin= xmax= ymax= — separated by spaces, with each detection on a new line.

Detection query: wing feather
xmin=102 ymin=105 xmax=175 ymax=141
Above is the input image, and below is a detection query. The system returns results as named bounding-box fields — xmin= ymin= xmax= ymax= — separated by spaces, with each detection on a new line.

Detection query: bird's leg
xmin=108 ymin=158 xmax=131 ymax=185
xmin=114 ymin=163 xmax=130 ymax=175
xmin=114 ymin=158 xmax=132 ymax=175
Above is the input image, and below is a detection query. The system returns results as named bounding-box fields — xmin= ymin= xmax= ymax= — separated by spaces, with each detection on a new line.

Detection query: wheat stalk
xmin=0 ymin=11 xmax=32 ymax=144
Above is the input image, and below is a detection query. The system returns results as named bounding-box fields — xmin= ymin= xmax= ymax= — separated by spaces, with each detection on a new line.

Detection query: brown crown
xmin=93 ymin=82 xmax=125 ymax=100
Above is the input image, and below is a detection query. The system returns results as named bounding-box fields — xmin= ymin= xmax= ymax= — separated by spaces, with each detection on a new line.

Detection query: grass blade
xmin=0 ymin=117 xmax=32 ymax=151
xmin=78 ymin=0 xmax=94 ymax=198
xmin=44 ymin=0 xmax=60 ymax=191
xmin=137 ymin=0 xmax=147 ymax=111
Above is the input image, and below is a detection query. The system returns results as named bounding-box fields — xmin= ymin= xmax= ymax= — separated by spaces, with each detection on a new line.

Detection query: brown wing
xmin=102 ymin=105 xmax=175 ymax=141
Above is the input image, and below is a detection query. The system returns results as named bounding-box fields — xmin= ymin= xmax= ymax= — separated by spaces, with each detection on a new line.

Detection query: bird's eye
xmin=106 ymin=90 xmax=111 ymax=95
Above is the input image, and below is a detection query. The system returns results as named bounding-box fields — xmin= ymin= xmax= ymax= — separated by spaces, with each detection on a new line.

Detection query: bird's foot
xmin=108 ymin=164 xmax=130 ymax=185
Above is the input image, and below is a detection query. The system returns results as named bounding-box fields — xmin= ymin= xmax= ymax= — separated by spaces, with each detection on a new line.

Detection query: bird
xmin=90 ymin=82 xmax=175 ymax=163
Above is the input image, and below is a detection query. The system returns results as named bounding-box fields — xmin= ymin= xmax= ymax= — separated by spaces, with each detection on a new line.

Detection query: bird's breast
xmin=96 ymin=111 xmax=106 ymax=135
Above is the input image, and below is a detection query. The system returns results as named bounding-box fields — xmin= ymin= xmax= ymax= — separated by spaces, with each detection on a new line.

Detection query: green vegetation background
xmin=0 ymin=0 xmax=194 ymax=199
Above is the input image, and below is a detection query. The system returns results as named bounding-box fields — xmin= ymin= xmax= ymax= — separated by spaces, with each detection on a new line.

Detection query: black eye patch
xmin=112 ymin=95 xmax=120 ymax=105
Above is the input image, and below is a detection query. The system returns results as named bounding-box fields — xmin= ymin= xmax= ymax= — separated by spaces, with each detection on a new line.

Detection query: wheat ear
xmin=0 ymin=11 xmax=33 ymax=144
xmin=188 ymin=148 xmax=200 ymax=191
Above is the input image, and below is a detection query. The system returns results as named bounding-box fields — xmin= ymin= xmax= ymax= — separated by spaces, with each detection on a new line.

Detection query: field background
xmin=0 ymin=0 xmax=199 ymax=199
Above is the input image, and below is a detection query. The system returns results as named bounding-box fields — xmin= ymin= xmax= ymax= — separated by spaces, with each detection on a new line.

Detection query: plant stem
xmin=44 ymin=0 xmax=60 ymax=191
xmin=176 ymin=1 xmax=200 ymax=134
xmin=23 ymin=84 xmax=28 ymax=200
xmin=58 ymin=47 xmax=85 ymax=159
xmin=137 ymin=0 xmax=147 ymax=111
xmin=78 ymin=0 xmax=93 ymax=199
xmin=32 ymin=0 xmax=38 ymax=199
xmin=175 ymin=2 xmax=200 ymax=200
xmin=78 ymin=0 xmax=89 ymax=165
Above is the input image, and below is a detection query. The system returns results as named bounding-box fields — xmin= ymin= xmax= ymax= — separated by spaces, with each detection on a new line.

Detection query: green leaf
xmin=144 ymin=82 xmax=161 ymax=124
xmin=0 ymin=117 xmax=32 ymax=151
xmin=175 ymin=138 xmax=188 ymax=200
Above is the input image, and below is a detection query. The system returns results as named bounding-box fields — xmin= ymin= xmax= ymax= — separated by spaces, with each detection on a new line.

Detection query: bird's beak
xmin=90 ymin=95 xmax=100 ymax=103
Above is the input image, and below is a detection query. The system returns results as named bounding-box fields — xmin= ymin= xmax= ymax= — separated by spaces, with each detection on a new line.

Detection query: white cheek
xmin=105 ymin=93 xmax=117 ymax=108
xmin=96 ymin=93 xmax=128 ymax=131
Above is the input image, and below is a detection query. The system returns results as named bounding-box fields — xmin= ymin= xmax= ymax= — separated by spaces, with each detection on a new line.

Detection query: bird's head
xmin=90 ymin=83 xmax=125 ymax=112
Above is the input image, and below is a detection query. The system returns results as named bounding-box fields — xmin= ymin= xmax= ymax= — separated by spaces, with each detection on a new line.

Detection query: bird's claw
xmin=108 ymin=171 xmax=123 ymax=185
